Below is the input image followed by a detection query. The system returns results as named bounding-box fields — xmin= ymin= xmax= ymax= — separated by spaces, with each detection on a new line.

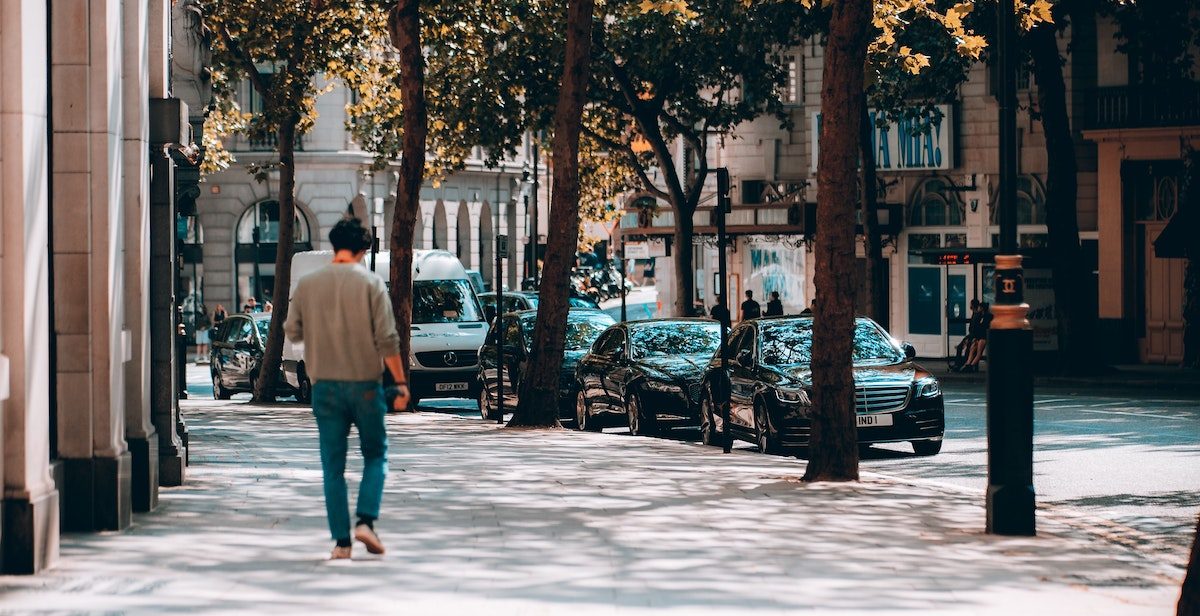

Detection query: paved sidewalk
xmin=0 ymin=400 xmax=1188 ymax=614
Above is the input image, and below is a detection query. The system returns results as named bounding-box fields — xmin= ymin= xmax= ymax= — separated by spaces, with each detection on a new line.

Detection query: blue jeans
xmin=312 ymin=380 xmax=389 ymax=541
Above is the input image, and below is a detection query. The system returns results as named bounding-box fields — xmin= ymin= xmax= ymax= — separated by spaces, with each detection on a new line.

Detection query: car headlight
xmin=776 ymin=387 xmax=810 ymax=405
xmin=916 ymin=377 xmax=941 ymax=398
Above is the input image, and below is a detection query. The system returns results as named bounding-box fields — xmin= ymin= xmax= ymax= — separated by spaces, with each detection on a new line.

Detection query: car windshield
xmin=759 ymin=319 xmax=905 ymax=367
xmin=413 ymin=280 xmax=483 ymax=324
xmin=254 ymin=318 xmax=271 ymax=341
xmin=568 ymin=296 xmax=597 ymax=309
xmin=630 ymin=322 xmax=721 ymax=358
xmin=519 ymin=312 xmax=615 ymax=351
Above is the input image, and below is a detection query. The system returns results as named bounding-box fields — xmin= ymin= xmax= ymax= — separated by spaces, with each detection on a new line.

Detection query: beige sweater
xmin=284 ymin=262 xmax=400 ymax=382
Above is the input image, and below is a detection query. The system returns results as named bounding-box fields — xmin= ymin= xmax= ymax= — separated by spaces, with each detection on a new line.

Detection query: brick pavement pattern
xmin=0 ymin=400 xmax=1186 ymax=614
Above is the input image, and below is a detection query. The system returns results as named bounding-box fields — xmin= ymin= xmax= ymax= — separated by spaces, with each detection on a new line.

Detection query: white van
xmin=282 ymin=249 xmax=487 ymax=407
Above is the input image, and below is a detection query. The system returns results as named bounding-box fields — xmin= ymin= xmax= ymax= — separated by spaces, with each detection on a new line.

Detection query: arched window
xmin=907 ymin=176 xmax=965 ymax=227
xmin=234 ymin=200 xmax=313 ymax=308
xmin=236 ymin=200 xmax=311 ymax=244
xmin=989 ymin=175 xmax=1046 ymax=226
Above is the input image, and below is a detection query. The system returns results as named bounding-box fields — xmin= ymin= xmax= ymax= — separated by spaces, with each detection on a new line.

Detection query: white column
xmin=0 ymin=0 xmax=60 ymax=574
xmin=121 ymin=0 xmax=158 ymax=512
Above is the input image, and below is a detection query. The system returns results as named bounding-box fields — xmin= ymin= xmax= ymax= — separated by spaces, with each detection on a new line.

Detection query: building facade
xmin=620 ymin=14 xmax=1197 ymax=364
xmin=1 ymin=0 xmax=202 ymax=573
xmin=191 ymin=81 xmax=544 ymax=322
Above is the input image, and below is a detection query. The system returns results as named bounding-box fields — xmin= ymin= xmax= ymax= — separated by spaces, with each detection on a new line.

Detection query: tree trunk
xmin=803 ymin=0 xmax=870 ymax=483
xmin=510 ymin=0 xmax=594 ymax=427
xmin=387 ymin=0 xmax=427 ymax=398
xmin=252 ymin=114 xmax=300 ymax=403
xmin=672 ymin=203 xmax=696 ymax=316
xmin=858 ymin=94 xmax=884 ymax=324
xmin=1028 ymin=22 xmax=1103 ymax=375
xmin=1181 ymin=513 xmax=1200 ymax=615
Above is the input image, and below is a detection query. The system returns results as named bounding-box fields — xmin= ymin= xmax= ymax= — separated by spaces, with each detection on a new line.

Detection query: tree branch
xmin=582 ymin=125 xmax=671 ymax=201
xmin=216 ymin=24 xmax=276 ymax=109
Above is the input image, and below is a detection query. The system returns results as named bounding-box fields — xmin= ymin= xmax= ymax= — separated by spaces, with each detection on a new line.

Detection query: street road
xmin=185 ymin=365 xmax=1199 ymax=561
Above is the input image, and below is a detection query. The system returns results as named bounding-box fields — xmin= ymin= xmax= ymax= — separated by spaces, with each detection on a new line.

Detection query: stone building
xmin=0 ymin=0 xmax=203 ymax=573
xmin=619 ymin=14 xmax=1198 ymax=364
xmin=190 ymin=83 xmax=544 ymax=322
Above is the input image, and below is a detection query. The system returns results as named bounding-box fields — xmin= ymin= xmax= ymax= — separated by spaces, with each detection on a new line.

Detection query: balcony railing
xmin=1086 ymin=83 xmax=1200 ymax=130
xmin=246 ymin=133 xmax=305 ymax=152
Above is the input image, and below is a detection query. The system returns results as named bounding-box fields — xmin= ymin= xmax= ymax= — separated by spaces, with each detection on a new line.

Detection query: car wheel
xmin=699 ymin=392 xmax=718 ymax=447
xmin=479 ymin=386 xmax=498 ymax=421
xmin=296 ymin=365 xmax=313 ymax=404
xmin=912 ymin=439 xmax=943 ymax=456
xmin=212 ymin=371 xmax=232 ymax=400
xmin=626 ymin=391 xmax=658 ymax=437
xmin=754 ymin=401 xmax=781 ymax=455
xmin=576 ymin=390 xmax=600 ymax=432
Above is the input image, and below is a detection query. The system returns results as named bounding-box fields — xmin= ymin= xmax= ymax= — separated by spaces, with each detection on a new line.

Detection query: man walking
xmin=285 ymin=217 xmax=409 ymax=560
xmin=741 ymin=290 xmax=762 ymax=321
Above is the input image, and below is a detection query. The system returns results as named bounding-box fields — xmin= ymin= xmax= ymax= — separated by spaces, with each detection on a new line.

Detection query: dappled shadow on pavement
xmin=0 ymin=400 xmax=1183 ymax=614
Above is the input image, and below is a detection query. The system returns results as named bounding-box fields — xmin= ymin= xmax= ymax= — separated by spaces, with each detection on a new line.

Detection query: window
xmin=595 ymin=330 xmax=626 ymax=356
xmin=629 ymin=322 xmax=722 ymax=358
xmin=780 ymin=55 xmax=801 ymax=105
xmin=989 ymin=175 xmax=1047 ymax=226
xmin=236 ymin=200 xmax=311 ymax=244
xmin=230 ymin=318 xmax=254 ymax=344
xmin=563 ymin=313 xmax=617 ymax=351
xmin=729 ymin=326 xmax=755 ymax=360
xmin=254 ymin=318 xmax=272 ymax=342
xmin=908 ymin=177 xmax=965 ymax=227
xmin=504 ymin=317 xmax=525 ymax=349
xmin=759 ymin=319 xmax=903 ymax=367
xmin=412 ymin=280 xmax=483 ymax=324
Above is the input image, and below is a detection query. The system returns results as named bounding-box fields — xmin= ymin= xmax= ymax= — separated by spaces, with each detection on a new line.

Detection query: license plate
xmin=435 ymin=382 xmax=469 ymax=392
xmin=856 ymin=413 xmax=894 ymax=428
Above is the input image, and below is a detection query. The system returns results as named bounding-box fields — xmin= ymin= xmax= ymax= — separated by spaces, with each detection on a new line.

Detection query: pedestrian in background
xmin=243 ymin=297 xmax=259 ymax=313
xmin=741 ymin=290 xmax=761 ymax=320
xmin=710 ymin=294 xmax=730 ymax=329
xmin=264 ymin=301 xmax=274 ymax=313
xmin=213 ymin=304 xmax=228 ymax=327
xmin=285 ymin=217 xmax=409 ymax=560
xmin=800 ymin=298 xmax=815 ymax=317
xmin=962 ymin=302 xmax=992 ymax=372
xmin=765 ymin=291 xmax=783 ymax=317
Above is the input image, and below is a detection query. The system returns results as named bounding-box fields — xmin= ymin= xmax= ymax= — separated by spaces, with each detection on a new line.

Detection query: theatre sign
xmin=810 ymin=105 xmax=954 ymax=173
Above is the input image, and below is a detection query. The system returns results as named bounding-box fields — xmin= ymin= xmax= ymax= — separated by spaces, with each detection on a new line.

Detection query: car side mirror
xmin=902 ymin=342 xmax=916 ymax=360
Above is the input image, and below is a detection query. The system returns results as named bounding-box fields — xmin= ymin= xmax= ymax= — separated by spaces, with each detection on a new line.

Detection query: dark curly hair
xmin=329 ymin=217 xmax=372 ymax=253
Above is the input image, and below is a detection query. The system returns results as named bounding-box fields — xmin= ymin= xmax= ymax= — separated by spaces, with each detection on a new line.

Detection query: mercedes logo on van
xmin=443 ymin=351 xmax=458 ymax=367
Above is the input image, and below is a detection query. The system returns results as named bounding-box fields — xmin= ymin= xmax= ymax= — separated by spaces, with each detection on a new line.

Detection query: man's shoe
xmin=355 ymin=523 xmax=386 ymax=555
xmin=330 ymin=545 xmax=352 ymax=560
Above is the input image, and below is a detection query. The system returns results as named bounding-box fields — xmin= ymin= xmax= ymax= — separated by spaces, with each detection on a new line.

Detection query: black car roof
xmin=505 ymin=307 xmax=609 ymax=319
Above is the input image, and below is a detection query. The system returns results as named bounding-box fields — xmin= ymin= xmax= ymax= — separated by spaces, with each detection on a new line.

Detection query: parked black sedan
xmin=698 ymin=316 xmax=944 ymax=455
xmin=209 ymin=312 xmax=297 ymax=400
xmin=477 ymin=308 xmax=616 ymax=420
xmin=575 ymin=318 xmax=722 ymax=435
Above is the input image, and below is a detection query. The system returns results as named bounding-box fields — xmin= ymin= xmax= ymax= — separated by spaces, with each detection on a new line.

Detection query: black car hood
xmin=777 ymin=363 xmax=917 ymax=388
xmin=637 ymin=355 xmax=710 ymax=380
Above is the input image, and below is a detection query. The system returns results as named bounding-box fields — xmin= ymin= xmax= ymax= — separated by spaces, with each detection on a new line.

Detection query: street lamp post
xmin=987 ymin=0 xmax=1036 ymax=536
xmin=716 ymin=168 xmax=733 ymax=454
xmin=531 ymin=134 xmax=541 ymax=288
xmin=495 ymin=185 xmax=506 ymax=425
